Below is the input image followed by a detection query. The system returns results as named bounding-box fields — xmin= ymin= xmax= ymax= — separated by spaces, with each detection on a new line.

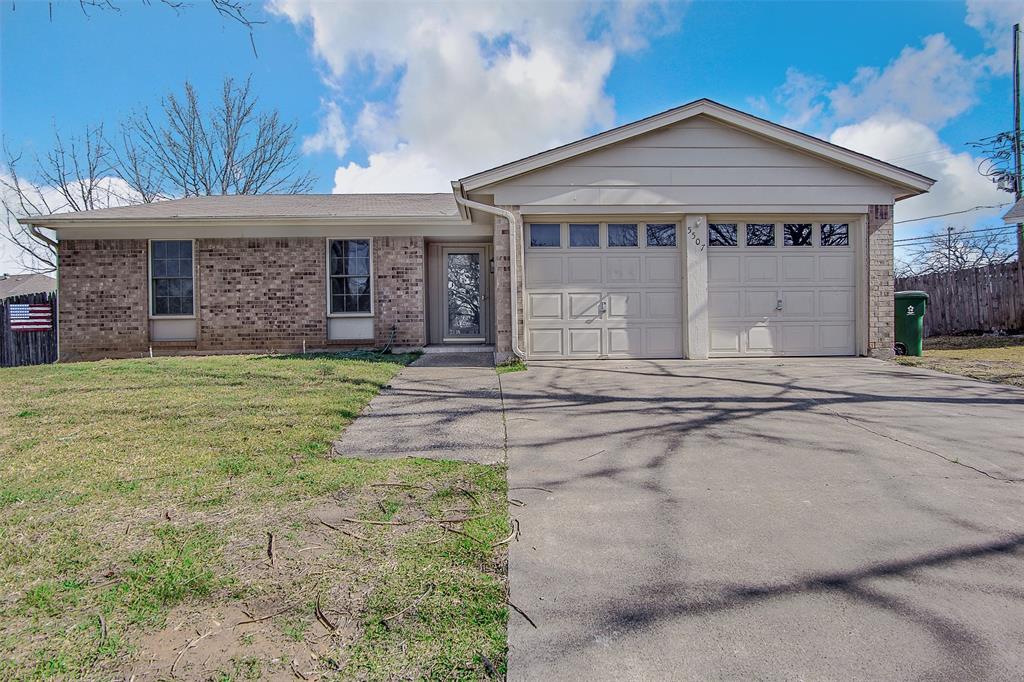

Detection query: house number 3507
xmin=686 ymin=223 xmax=705 ymax=252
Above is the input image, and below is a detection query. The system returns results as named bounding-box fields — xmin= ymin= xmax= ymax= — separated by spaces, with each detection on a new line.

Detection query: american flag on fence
xmin=9 ymin=303 xmax=53 ymax=332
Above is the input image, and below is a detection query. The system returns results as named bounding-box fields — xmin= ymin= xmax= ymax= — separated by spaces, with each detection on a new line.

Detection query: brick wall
xmin=58 ymin=239 xmax=149 ymax=361
xmin=373 ymin=236 xmax=426 ymax=347
xmin=197 ymin=238 xmax=327 ymax=350
xmin=867 ymin=204 xmax=895 ymax=359
xmin=492 ymin=207 xmax=526 ymax=362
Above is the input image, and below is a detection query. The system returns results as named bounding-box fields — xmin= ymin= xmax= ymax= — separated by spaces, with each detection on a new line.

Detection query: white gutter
xmin=451 ymin=194 xmax=526 ymax=360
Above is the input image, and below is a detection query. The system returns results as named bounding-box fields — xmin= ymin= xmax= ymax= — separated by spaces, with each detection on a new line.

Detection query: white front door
xmin=706 ymin=220 xmax=856 ymax=356
xmin=522 ymin=221 xmax=683 ymax=359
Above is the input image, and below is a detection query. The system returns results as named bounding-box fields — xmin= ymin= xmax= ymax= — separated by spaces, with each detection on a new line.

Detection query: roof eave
xmin=19 ymin=214 xmax=469 ymax=229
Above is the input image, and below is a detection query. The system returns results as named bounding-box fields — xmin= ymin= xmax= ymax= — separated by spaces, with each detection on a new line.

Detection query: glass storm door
xmin=444 ymin=248 xmax=485 ymax=340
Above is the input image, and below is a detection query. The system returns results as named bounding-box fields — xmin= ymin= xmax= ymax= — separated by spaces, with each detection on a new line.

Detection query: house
xmin=0 ymin=273 xmax=57 ymax=299
xmin=20 ymin=99 xmax=933 ymax=363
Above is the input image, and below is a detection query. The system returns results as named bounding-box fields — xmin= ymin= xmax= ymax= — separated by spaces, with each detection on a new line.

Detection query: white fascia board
xmin=459 ymin=99 xmax=935 ymax=197
xmin=22 ymin=214 xmax=470 ymax=229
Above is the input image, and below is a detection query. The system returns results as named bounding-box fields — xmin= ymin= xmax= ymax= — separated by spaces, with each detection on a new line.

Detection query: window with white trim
xmin=150 ymin=240 xmax=194 ymax=316
xmin=329 ymin=239 xmax=372 ymax=314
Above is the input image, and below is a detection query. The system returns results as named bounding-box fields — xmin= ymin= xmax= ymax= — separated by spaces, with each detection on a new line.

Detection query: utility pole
xmin=1014 ymin=23 xmax=1022 ymax=263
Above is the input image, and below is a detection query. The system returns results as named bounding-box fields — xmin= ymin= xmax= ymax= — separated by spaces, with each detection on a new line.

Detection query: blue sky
xmin=1 ymin=0 xmax=1022 ymax=272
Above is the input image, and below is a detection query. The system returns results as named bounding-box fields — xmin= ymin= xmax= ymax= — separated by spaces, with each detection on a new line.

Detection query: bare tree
xmin=116 ymin=77 xmax=314 ymax=201
xmin=2 ymin=77 xmax=315 ymax=272
xmin=1 ymin=125 xmax=128 ymax=273
xmin=896 ymin=227 xmax=1017 ymax=278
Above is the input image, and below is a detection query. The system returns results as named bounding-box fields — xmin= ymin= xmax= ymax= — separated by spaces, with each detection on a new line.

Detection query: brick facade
xmin=867 ymin=204 xmax=895 ymax=359
xmin=372 ymin=236 xmax=426 ymax=348
xmin=58 ymin=239 xmax=149 ymax=361
xmin=492 ymin=207 xmax=525 ymax=363
xmin=57 ymin=235 xmax=428 ymax=360
xmin=197 ymin=238 xmax=327 ymax=351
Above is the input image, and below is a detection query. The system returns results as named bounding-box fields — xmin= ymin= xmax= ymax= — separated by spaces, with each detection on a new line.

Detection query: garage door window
xmin=646 ymin=224 xmax=677 ymax=247
xmin=530 ymin=224 xmax=561 ymax=247
xmin=821 ymin=223 xmax=850 ymax=246
xmin=709 ymin=223 xmax=737 ymax=247
xmin=608 ymin=223 xmax=638 ymax=247
xmin=783 ymin=223 xmax=812 ymax=246
xmin=569 ymin=223 xmax=600 ymax=247
xmin=746 ymin=223 xmax=775 ymax=247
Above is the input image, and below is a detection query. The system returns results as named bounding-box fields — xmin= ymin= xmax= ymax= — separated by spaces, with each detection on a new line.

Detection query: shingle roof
xmin=23 ymin=194 xmax=460 ymax=223
xmin=0 ymin=273 xmax=57 ymax=299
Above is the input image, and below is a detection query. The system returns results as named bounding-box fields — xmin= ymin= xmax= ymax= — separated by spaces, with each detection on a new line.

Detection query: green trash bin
xmin=894 ymin=290 xmax=929 ymax=356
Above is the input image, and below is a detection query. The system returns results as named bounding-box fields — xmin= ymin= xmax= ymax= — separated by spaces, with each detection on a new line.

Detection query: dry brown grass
xmin=895 ymin=335 xmax=1024 ymax=387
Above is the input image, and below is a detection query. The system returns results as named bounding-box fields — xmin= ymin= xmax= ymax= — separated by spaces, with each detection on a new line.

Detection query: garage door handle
xmin=598 ymin=300 xmax=607 ymax=315
xmin=776 ymin=299 xmax=783 ymax=311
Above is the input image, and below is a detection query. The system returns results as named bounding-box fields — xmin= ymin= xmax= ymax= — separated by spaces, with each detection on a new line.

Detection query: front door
xmin=443 ymin=247 xmax=487 ymax=342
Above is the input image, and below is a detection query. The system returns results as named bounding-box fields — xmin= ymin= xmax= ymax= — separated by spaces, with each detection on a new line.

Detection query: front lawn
xmin=0 ymin=353 xmax=509 ymax=680
xmin=895 ymin=335 xmax=1024 ymax=387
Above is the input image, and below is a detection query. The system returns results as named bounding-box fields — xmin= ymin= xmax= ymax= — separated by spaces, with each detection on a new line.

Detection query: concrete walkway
xmin=500 ymin=358 xmax=1024 ymax=681
xmin=332 ymin=351 xmax=504 ymax=464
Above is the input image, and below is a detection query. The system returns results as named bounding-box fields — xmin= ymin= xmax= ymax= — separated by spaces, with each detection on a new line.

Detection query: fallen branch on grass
xmin=435 ymin=523 xmax=488 ymax=546
xmin=235 ymin=605 xmax=292 ymax=626
xmin=341 ymin=516 xmax=423 ymax=526
xmin=314 ymin=594 xmax=338 ymax=632
xmin=509 ymin=486 xmax=553 ymax=493
xmin=369 ymin=482 xmax=431 ymax=490
xmin=267 ymin=531 xmax=276 ymax=566
xmin=170 ymin=629 xmax=216 ymax=677
xmin=381 ymin=583 xmax=435 ymax=623
xmin=318 ymin=519 xmax=367 ymax=540
xmin=492 ymin=519 xmax=520 ymax=547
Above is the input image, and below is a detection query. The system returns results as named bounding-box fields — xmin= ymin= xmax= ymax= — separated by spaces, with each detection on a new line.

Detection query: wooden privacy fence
xmin=1 ymin=291 xmax=58 ymax=368
xmin=896 ymin=262 xmax=1024 ymax=337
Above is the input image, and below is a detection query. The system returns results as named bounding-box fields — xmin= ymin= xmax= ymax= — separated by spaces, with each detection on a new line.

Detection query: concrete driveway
xmin=500 ymin=358 xmax=1024 ymax=681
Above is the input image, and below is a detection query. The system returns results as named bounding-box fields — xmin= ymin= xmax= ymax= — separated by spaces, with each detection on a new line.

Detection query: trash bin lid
xmin=894 ymin=290 xmax=929 ymax=300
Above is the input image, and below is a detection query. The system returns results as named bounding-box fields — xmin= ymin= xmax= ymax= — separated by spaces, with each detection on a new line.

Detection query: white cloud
xmin=966 ymin=0 xmax=1024 ymax=76
xmin=302 ymin=100 xmax=350 ymax=157
xmin=830 ymin=116 xmax=1006 ymax=225
xmin=774 ymin=68 xmax=828 ymax=131
xmin=270 ymin=0 xmax=678 ymax=192
xmin=828 ymin=34 xmax=980 ymax=128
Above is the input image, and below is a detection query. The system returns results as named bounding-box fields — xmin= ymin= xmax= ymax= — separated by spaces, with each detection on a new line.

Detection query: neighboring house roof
xmin=0 ymin=273 xmax=57 ymax=299
xmin=454 ymin=98 xmax=936 ymax=200
xmin=20 ymin=193 xmax=460 ymax=225
xmin=1003 ymin=197 xmax=1024 ymax=223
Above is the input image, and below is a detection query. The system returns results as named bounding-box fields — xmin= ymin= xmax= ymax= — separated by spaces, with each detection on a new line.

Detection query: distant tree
xmin=896 ymin=227 xmax=1017 ymax=278
xmin=1 ymin=125 xmax=127 ymax=273
xmin=116 ymin=76 xmax=314 ymax=200
xmin=2 ymin=77 xmax=314 ymax=273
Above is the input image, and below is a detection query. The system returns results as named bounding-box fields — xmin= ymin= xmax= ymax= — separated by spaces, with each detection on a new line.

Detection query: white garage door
xmin=523 ymin=221 xmax=683 ymax=359
xmin=707 ymin=220 xmax=856 ymax=356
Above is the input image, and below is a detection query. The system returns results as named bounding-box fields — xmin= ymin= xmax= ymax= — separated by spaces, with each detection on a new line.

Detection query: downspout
xmin=451 ymin=194 xmax=527 ymax=360
xmin=28 ymin=222 xmax=60 ymax=361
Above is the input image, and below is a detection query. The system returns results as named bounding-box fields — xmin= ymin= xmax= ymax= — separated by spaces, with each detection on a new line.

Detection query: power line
xmin=894 ymin=203 xmax=1011 ymax=224
xmin=893 ymin=225 xmax=1019 ymax=244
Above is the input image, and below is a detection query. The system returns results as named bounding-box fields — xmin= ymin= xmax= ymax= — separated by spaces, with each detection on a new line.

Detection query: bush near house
xmin=0 ymin=353 xmax=509 ymax=680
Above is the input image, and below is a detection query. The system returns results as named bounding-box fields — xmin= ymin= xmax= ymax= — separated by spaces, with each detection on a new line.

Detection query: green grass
xmin=0 ymin=353 xmax=509 ymax=680
xmin=895 ymin=335 xmax=1024 ymax=387
xmin=495 ymin=358 xmax=527 ymax=375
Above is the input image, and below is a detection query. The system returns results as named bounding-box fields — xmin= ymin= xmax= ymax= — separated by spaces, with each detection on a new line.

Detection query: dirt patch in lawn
xmin=895 ymin=335 xmax=1024 ymax=387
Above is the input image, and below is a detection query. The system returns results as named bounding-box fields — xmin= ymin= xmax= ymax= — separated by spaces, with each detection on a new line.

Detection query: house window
xmin=646 ymin=224 xmax=677 ymax=247
xmin=746 ymin=223 xmax=775 ymax=247
xmin=708 ymin=224 xmax=738 ymax=247
xmin=821 ymin=223 xmax=850 ymax=246
xmin=608 ymin=223 xmax=638 ymax=247
xmin=529 ymin=224 xmax=560 ymax=247
xmin=150 ymin=240 xmax=194 ymax=316
xmin=783 ymin=223 xmax=813 ymax=246
xmin=569 ymin=224 xmax=599 ymax=247
xmin=329 ymin=239 xmax=372 ymax=314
